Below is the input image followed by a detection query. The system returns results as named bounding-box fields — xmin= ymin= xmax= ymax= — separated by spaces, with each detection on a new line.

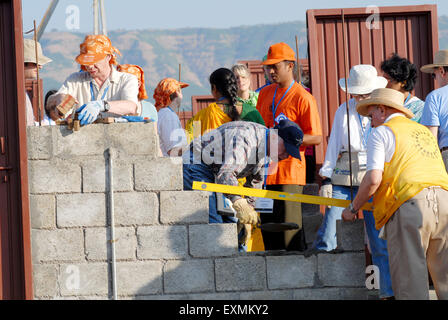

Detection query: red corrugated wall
xmin=307 ymin=4 xmax=439 ymax=166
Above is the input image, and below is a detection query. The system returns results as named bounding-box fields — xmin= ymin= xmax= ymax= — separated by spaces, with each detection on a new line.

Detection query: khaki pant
xmin=385 ymin=187 xmax=448 ymax=300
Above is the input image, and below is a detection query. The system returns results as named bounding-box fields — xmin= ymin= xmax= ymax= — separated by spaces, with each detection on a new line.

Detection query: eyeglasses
xmin=431 ymin=73 xmax=437 ymax=79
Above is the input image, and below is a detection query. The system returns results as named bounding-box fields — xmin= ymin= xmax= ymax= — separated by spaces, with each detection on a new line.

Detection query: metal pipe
xmin=99 ymin=0 xmax=108 ymax=36
xmin=33 ymin=20 xmax=42 ymax=126
xmin=107 ymin=147 xmax=118 ymax=300
xmin=295 ymin=35 xmax=302 ymax=83
xmin=36 ymin=0 xmax=59 ymax=41
xmin=341 ymin=10 xmax=354 ymax=201
xmin=93 ymin=0 xmax=99 ymax=35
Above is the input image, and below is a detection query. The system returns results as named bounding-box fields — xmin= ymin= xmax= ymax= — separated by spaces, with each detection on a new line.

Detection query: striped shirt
xmin=184 ymin=121 xmax=270 ymax=203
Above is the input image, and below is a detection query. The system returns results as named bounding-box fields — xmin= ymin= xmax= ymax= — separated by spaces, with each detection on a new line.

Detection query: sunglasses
xmin=431 ymin=73 xmax=436 ymax=79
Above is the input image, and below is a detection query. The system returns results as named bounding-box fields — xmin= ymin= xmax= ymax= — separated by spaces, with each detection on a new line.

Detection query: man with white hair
xmin=342 ymin=87 xmax=448 ymax=300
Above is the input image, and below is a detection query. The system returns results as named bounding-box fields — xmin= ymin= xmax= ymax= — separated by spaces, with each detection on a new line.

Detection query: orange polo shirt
xmin=256 ymin=82 xmax=322 ymax=185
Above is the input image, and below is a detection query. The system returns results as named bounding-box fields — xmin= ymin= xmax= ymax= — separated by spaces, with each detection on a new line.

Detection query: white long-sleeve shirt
xmin=319 ymin=98 xmax=371 ymax=178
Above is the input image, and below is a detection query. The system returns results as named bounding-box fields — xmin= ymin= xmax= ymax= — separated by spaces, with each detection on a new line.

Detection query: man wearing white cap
xmin=420 ymin=50 xmax=448 ymax=170
xmin=313 ymin=65 xmax=394 ymax=299
xmin=342 ymin=88 xmax=448 ymax=300
xmin=23 ymin=38 xmax=52 ymax=126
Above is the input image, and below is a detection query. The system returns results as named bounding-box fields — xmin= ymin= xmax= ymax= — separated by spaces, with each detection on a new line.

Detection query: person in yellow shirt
xmin=342 ymin=88 xmax=448 ymax=300
xmin=185 ymin=67 xmax=264 ymax=141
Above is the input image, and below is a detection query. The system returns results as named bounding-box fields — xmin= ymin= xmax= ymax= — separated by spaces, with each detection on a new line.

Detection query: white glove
xmin=76 ymin=101 xmax=105 ymax=125
xmin=232 ymin=198 xmax=260 ymax=226
xmin=320 ymin=183 xmax=332 ymax=198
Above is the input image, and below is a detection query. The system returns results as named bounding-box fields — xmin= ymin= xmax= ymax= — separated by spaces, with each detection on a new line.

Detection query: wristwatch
xmin=348 ymin=203 xmax=358 ymax=214
xmin=103 ymin=100 xmax=110 ymax=112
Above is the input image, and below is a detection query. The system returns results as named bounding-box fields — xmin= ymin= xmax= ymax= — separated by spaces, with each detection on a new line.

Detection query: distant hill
xmin=38 ymin=16 xmax=448 ymax=111
xmin=39 ymin=21 xmax=308 ymax=111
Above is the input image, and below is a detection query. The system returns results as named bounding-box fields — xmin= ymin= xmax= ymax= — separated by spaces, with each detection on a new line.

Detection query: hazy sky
xmin=22 ymin=0 xmax=447 ymax=34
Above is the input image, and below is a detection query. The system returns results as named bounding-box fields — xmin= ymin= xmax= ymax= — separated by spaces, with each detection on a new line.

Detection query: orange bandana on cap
xmin=76 ymin=35 xmax=121 ymax=69
xmin=117 ymin=64 xmax=149 ymax=100
xmin=153 ymin=78 xmax=189 ymax=110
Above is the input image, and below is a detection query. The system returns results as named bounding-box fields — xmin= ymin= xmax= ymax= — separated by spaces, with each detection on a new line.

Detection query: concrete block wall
xmin=28 ymin=124 xmax=370 ymax=300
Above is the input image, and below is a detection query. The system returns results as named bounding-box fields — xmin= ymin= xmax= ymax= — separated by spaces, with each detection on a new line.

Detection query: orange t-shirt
xmin=256 ymin=82 xmax=322 ymax=185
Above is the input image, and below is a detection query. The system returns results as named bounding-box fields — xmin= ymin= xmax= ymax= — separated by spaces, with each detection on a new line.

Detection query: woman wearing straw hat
xmin=313 ymin=64 xmax=394 ymax=299
xmin=342 ymin=87 xmax=448 ymax=300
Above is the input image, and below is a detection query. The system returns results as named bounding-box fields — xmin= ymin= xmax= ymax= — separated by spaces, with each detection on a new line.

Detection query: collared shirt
xmin=366 ymin=113 xmax=404 ymax=171
xmin=183 ymin=121 xmax=269 ymax=204
xmin=56 ymin=66 xmax=140 ymax=116
xmin=420 ymin=84 xmax=448 ymax=148
xmin=157 ymin=106 xmax=187 ymax=156
xmin=319 ymin=98 xmax=371 ymax=178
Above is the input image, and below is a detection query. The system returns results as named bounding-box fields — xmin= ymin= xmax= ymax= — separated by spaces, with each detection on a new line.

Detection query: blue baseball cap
xmin=274 ymin=119 xmax=304 ymax=160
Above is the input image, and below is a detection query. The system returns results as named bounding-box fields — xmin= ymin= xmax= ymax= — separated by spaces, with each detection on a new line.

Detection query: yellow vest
xmin=373 ymin=116 xmax=448 ymax=229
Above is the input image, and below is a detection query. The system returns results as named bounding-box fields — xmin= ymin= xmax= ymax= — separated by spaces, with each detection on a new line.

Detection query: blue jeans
xmin=312 ymin=185 xmax=394 ymax=298
xmin=183 ymin=161 xmax=246 ymax=251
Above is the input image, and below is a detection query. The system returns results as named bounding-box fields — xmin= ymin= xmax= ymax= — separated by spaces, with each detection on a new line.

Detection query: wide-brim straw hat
xmin=356 ymin=88 xmax=415 ymax=119
xmin=420 ymin=50 xmax=448 ymax=73
xmin=339 ymin=64 xmax=387 ymax=95
xmin=23 ymin=38 xmax=52 ymax=65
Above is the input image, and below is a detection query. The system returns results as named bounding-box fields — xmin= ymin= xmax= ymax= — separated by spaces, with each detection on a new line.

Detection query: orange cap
xmin=76 ymin=35 xmax=121 ymax=67
xmin=261 ymin=42 xmax=296 ymax=65
xmin=153 ymin=78 xmax=189 ymax=110
xmin=117 ymin=64 xmax=149 ymax=100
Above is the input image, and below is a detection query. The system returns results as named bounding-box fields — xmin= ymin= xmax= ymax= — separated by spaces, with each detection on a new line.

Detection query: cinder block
xmin=59 ymin=263 xmax=109 ymax=296
xmin=85 ymin=227 xmax=137 ymax=261
xmin=215 ymin=256 xmax=266 ymax=292
xmin=266 ymin=255 xmax=316 ymax=289
xmin=293 ymin=287 xmax=369 ymax=300
xmin=54 ymin=124 xmax=106 ymax=158
xmin=293 ymin=288 xmax=341 ymax=300
xmin=56 ymin=193 xmax=106 ymax=227
xmin=134 ymin=158 xmax=183 ymax=191
xmin=106 ymin=122 xmax=158 ymax=156
xmin=137 ymin=226 xmax=187 ymax=259
xmin=164 ymin=260 xmax=214 ymax=294
xmin=29 ymin=194 xmax=56 ymax=229
xmin=33 ymin=264 xmax=59 ymax=298
xmin=240 ymin=290 xmax=294 ymax=300
xmin=27 ymin=126 xmax=52 ymax=160
xmin=189 ymin=224 xmax=238 ymax=258
xmin=114 ymin=192 xmax=158 ymax=226
xmin=186 ymin=292 xmax=241 ymax=300
xmin=116 ymin=261 xmax=163 ymax=296
xmin=160 ymin=191 xmax=209 ymax=224
xmin=302 ymin=183 xmax=320 ymax=216
xmin=336 ymin=219 xmax=365 ymax=251
xmin=303 ymin=214 xmax=323 ymax=245
xmin=82 ymin=159 xmax=133 ymax=192
xmin=32 ymin=229 xmax=84 ymax=262
xmin=317 ymin=252 xmax=366 ymax=287
xmin=28 ymin=160 xmax=81 ymax=194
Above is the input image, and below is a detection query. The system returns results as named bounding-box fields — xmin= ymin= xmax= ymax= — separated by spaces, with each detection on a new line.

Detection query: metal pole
xmin=33 ymin=20 xmax=42 ymax=126
xmin=295 ymin=35 xmax=302 ymax=83
xmin=99 ymin=0 xmax=108 ymax=36
xmin=107 ymin=148 xmax=118 ymax=300
xmin=341 ymin=10 xmax=354 ymax=201
xmin=93 ymin=0 xmax=99 ymax=35
xmin=36 ymin=0 xmax=59 ymax=41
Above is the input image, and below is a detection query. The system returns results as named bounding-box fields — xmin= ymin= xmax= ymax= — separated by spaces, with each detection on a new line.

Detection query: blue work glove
xmin=76 ymin=101 xmax=105 ymax=125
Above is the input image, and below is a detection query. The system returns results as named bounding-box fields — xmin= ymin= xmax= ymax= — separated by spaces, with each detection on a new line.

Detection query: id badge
xmin=274 ymin=113 xmax=288 ymax=125
xmin=255 ymin=198 xmax=274 ymax=213
xmin=358 ymin=151 xmax=367 ymax=170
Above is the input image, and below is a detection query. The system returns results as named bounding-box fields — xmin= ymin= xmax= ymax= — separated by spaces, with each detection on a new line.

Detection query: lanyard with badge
xmin=90 ymin=81 xmax=110 ymax=101
xmin=357 ymin=101 xmax=371 ymax=170
xmin=272 ymin=81 xmax=295 ymax=125
xmin=255 ymin=128 xmax=274 ymax=213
